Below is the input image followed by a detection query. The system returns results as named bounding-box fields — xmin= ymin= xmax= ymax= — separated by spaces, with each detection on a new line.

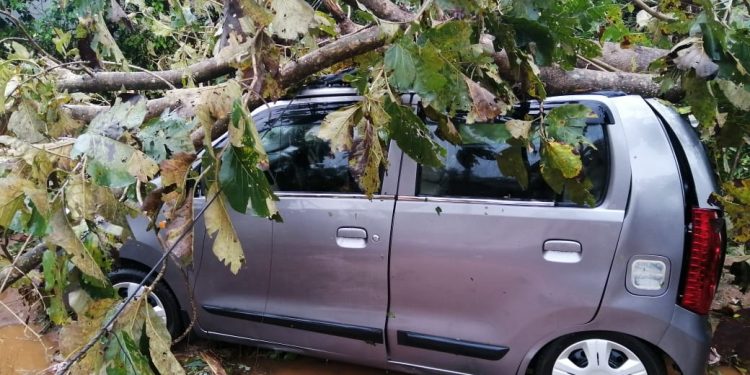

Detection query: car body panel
xmin=116 ymin=93 xmax=717 ymax=375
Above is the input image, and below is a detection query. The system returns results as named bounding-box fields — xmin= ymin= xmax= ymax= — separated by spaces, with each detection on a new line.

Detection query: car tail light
xmin=679 ymin=208 xmax=723 ymax=315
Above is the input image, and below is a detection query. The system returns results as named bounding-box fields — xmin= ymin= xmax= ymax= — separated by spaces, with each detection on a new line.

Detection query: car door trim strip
xmin=202 ymin=305 xmax=384 ymax=344
xmin=396 ymin=330 xmax=509 ymax=361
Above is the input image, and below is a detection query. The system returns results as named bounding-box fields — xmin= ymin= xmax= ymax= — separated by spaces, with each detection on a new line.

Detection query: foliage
xmin=0 ymin=0 xmax=748 ymax=373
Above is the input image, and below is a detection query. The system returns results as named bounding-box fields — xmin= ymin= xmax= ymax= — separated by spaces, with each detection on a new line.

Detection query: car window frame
xmin=397 ymin=97 xmax=620 ymax=209
xmin=200 ymin=95 xmax=404 ymax=199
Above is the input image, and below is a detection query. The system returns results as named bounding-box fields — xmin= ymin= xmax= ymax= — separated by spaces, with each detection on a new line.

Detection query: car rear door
xmin=385 ymin=98 xmax=631 ymax=373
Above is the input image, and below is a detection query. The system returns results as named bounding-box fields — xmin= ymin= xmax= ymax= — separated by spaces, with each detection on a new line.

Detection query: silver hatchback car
xmin=111 ymin=85 xmax=724 ymax=375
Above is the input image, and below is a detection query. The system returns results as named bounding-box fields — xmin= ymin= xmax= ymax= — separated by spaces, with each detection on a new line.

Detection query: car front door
xmin=191 ymin=105 xmax=287 ymax=342
xmin=261 ymin=97 xmax=401 ymax=367
xmin=202 ymin=96 xmax=401 ymax=366
xmin=385 ymin=100 xmax=630 ymax=373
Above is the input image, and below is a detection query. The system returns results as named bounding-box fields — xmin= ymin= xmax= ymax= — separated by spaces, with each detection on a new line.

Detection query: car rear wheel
xmin=109 ymin=268 xmax=182 ymax=339
xmin=534 ymin=332 xmax=666 ymax=375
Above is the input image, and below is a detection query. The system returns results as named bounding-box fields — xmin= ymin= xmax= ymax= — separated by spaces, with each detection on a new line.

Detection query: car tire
xmin=108 ymin=268 xmax=183 ymax=339
xmin=534 ymin=332 xmax=666 ymax=375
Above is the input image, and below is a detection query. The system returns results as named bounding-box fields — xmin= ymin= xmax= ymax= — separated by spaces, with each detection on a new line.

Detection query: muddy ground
xmin=0 ymin=257 xmax=748 ymax=375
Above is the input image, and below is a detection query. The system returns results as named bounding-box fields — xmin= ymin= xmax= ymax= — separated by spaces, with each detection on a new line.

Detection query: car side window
xmin=260 ymin=101 xmax=364 ymax=194
xmin=417 ymin=119 xmax=609 ymax=206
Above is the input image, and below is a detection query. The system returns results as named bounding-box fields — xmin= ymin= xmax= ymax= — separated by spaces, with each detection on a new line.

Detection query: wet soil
xmin=0 ymin=289 xmax=56 ymax=375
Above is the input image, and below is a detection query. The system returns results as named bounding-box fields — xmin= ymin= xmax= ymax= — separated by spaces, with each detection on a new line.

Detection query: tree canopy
xmin=0 ymin=0 xmax=749 ymax=373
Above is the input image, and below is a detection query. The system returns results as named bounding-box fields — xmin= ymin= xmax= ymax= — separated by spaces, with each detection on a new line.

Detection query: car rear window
xmin=417 ymin=117 xmax=609 ymax=206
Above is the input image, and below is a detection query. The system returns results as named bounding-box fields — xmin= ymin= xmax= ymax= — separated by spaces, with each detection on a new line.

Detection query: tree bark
xmin=357 ymin=0 xmax=414 ymax=22
xmin=57 ymin=58 xmax=235 ymax=93
xmin=0 ymin=244 xmax=46 ymax=293
xmin=323 ymin=0 xmax=361 ymax=34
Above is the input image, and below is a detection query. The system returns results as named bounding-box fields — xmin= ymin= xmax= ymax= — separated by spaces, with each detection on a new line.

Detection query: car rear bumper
xmin=658 ymin=305 xmax=711 ymax=374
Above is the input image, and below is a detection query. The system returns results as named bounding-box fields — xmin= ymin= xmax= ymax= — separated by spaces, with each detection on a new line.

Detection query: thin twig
xmin=591 ymin=58 xmax=622 ymax=72
xmin=0 ymin=10 xmax=63 ymax=65
xmin=729 ymin=147 xmax=744 ymax=180
xmin=632 ymin=0 xmax=676 ymax=21
xmin=578 ymin=55 xmax=608 ymax=71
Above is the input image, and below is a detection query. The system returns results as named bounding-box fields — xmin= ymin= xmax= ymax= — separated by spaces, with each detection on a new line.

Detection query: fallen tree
xmin=0 ymin=0 xmax=748 ymax=374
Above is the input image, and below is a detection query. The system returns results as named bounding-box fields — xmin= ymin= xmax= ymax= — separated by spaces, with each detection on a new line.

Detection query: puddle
xmin=0 ymin=324 xmax=54 ymax=374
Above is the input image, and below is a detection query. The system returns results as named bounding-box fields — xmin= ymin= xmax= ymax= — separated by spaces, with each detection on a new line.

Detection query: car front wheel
xmin=109 ymin=268 xmax=182 ymax=339
xmin=534 ymin=332 xmax=666 ymax=375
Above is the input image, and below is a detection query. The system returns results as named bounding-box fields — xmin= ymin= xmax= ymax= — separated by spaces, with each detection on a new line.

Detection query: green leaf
xmin=205 ymin=183 xmax=245 ymax=274
xmin=464 ymin=76 xmax=509 ymax=123
xmin=87 ymin=97 xmax=148 ymax=140
xmin=8 ymin=101 xmax=46 ymax=143
xmin=93 ymin=14 xmax=126 ymax=64
xmin=504 ymin=16 xmax=555 ymax=66
xmin=418 ymin=20 xmax=472 ymax=61
xmin=106 ymin=331 xmax=155 ymax=375
xmin=385 ymin=99 xmax=445 ymax=168
xmin=717 ymin=80 xmax=750 ymax=111
xmin=318 ymin=104 xmax=361 ymax=153
xmin=220 ymin=146 xmax=275 ymax=215
xmin=564 ymin=177 xmax=596 ymax=207
xmin=384 ymin=40 xmax=418 ymax=91
xmin=241 ymin=0 xmax=274 ymax=27
xmin=43 ymin=249 xmax=69 ymax=324
xmin=543 ymin=141 xmax=582 ymax=179
xmin=496 ymin=143 xmax=529 ymax=190
xmin=541 ymin=158 xmax=566 ymax=194
xmin=138 ymin=111 xmax=196 ymax=163
xmin=44 ymin=209 xmax=107 ymax=283
xmin=218 ymin=101 xmax=278 ymax=217
xmin=506 ymin=119 xmax=532 ymax=139
xmin=423 ymin=105 xmax=461 ymax=144
xmin=72 ymin=134 xmax=159 ymax=188
xmin=144 ymin=304 xmax=185 ymax=375
xmin=544 ymin=104 xmax=593 ymax=144
xmin=270 ymin=0 xmax=318 ymax=40
xmin=682 ymin=73 xmax=718 ymax=127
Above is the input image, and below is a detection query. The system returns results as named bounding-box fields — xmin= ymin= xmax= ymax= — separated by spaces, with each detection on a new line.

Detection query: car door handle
xmin=542 ymin=240 xmax=582 ymax=263
xmin=336 ymin=227 xmax=367 ymax=249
